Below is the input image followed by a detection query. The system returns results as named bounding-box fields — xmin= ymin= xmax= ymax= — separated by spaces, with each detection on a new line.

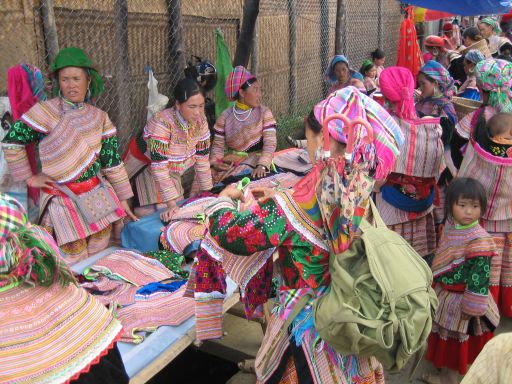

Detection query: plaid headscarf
xmin=325 ymin=55 xmax=363 ymax=85
xmin=465 ymin=49 xmax=486 ymax=65
xmin=379 ymin=66 xmax=417 ymax=120
xmin=224 ymin=66 xmax=256 ymax=102
xmin=476 ymin=58 xmax=512 ymax=113
xmin=480 ymin=17 xmax=501 ymax=34
xmin=0 ymin=194 xmax=75 ymax=291
xmin=420 ymin=60 xmax=455 ymax=98
xmin=313 ymin=86 xmax=404 ymax=180
xmin=50 ymin=47 xmax=104 ymax=99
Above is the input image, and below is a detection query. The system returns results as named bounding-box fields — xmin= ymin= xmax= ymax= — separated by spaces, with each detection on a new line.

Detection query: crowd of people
xmin=1 ymin=14 xmax=512 ymax=384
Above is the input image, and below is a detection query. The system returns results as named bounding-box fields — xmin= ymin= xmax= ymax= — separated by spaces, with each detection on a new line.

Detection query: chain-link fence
xmin=1 ymin=0 xmax=403 ymax=151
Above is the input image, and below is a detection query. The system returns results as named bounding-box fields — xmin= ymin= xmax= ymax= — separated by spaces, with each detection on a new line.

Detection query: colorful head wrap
xmin=360 ymin=59 xmax=375 ymax=76
xmin=313 ymin=86 xmax=404 ymax=180
xmin=465 ymin=49 xmax=485 ymax=65
xmin=325 ymin=55 xmax=363 ymax=84
xmin=50 ymin=47 xmax=104 ymax=99
xmin=442 ymin=23 xmax=453 ymax=32
xmin=379 ymin=66 xmax=417 ymax=120
xmin=476 ymin=58 xmax=512 ymax=113
xmin=419 ymin=60 xmax=455 ymax=98
xmin=224 ymin=66 xmax=256 ymax=102
xmin=0 ymin=194 xmax=75 ymax=291
xmin=424 ymin=35 xmax=446 ymax=49
xmin=480 ymin=17 xmax=501 ymax=35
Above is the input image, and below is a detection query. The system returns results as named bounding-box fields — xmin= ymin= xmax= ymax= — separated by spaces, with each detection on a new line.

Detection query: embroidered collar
xmin=61 ymin=97 xmax=85 ymax=111
xmin=235 ymin=101 xmax=251 ymax=111
xmin=454 ymin=220 xmax=479 ymax=230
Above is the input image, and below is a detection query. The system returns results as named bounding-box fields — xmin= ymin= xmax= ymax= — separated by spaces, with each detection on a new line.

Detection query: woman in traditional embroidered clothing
xmin=325 ymin=55 xmax=366 ymax=94
xmin=423 ymin=178 xmax=499 ymax=384
xmin=197 ymin=87 xmax=403 ymax=383
xmin=1 ymin=47 xmax=136 ymax=265
xmin=415 ymin=60 xmax=458 ymax=228
xmin=0 ymin=194 xmax=128 ymax=383
xmin=478 ymin=17 xmax=511 ymax=58
xmin=210 ymin=66 xmax=277 ymax=183
xmin=133 ymin=78 xmax=213 ymax=221
xmin=457 ymin=49 xmax=485 ymax=101
xmin=452 ymin=60 xmax=512 ymax=316
xmin=376 ymin=66 xmax=446 ymax=260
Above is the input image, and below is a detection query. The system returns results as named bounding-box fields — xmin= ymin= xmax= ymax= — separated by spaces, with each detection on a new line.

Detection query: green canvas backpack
xmin=313 ymin=199 xmax=438 ymax=373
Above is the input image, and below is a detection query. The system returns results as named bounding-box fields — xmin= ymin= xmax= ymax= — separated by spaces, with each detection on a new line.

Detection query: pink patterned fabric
xmin=379 ymin=66 xmax=418 ymax=120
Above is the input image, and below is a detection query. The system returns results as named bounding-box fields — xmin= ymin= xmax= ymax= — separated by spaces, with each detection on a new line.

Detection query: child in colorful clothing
xmin=455 ymin=59 xmax=512 ymax=316
xmin=371 ymin=48 xmax=386 ymax=80
xmin=424 ymin=178 xmax=499 ymax=384
xmin=360 ymin=60 xmax=379 ymax=94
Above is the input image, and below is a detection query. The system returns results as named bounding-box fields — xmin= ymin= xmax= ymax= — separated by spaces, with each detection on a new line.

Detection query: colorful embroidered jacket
xmin=1 ymin=98 xmax=133 ymax=200
xmin=143 ymin=107 xmax=212 ymax=202
xmin=210 ymin=105 xmax=277 ymax=169
xmin=376 ymin=116 xmax=445 ymax=225
xmin=431 ymin=221 xmax=499 ymax=332
xmin=457 ymin=106 xmax=512 ymax=233
xmin=206 ymin=192 xmax=330 ymax=290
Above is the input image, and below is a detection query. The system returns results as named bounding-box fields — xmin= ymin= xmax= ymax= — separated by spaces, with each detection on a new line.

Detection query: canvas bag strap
xmin=334 ymin=312 xmax=396 ymax=350
xmin=359 ymin=198 xmax=386 ymax=231
xmin=54 ymin=174 xmax=105 ymax=200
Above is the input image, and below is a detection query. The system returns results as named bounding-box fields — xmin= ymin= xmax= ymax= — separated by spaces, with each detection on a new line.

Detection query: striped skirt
xmin=488 ymin=231 xmax=512 ymax=317
xmin=389 ymin=213 xmax=436 ymax=257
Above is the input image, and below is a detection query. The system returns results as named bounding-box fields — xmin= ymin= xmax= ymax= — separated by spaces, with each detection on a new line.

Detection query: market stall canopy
xmin=401 ymin=0 xmax=511 ymax=16
xmin=414 ymin=7 xmax=455 ymax=22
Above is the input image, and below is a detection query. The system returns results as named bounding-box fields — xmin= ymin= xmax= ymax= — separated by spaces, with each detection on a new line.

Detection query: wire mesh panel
xmin=0 ymin=0 xmax=402 ymax=151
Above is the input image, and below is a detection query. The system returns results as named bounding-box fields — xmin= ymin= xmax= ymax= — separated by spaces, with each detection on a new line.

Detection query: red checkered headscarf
xmin=224 ymin=66 xmax=256 ymax=101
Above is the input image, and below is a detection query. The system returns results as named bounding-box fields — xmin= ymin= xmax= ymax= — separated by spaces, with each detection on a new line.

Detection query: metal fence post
xmin=288 ymin=0 xmax=297 ymax=116
xmin=319 ymin=0 xmax=329 ymax=97
xmin=378 ymin=0 xmax=383 ymax=49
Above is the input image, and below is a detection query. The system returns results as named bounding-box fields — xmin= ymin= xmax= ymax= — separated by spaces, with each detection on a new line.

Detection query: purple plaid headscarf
xmin=224 ymin=66 xmax=256 ymax=102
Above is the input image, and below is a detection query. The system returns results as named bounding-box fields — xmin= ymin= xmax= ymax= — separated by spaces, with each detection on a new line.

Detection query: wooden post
xmin=233 ymin=0 xmax=260 ymax=67
xmin=167 ymin=0 xmax=185 ymax=96
xmin=320 ymin=0 xmax=329 ymax=96
xmin=250 ymin=21 xmax=259 ymax=74
xmin=335 ymin=0 xmax=346 ymax=54
xmin=40 ymin=0 xmax=59 ymax=64
xmin=114 ymin=0 xmax=131 ymax=143
xmin=288 ymin=0 xmax=297 ymax=115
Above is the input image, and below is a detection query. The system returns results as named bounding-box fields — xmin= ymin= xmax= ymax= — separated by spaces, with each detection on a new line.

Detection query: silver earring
xmin=58 ymin=89 xmax=63 ymax=98
xmin=86 ymin=88 xmax=91 ymax=100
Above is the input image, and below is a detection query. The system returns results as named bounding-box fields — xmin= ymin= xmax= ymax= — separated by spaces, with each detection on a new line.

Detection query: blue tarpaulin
xmin=401 ymin=0 xmax=511 ymax=16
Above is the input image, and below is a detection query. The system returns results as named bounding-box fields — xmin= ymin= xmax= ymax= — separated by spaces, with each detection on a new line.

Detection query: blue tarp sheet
xmin=401 ymin=0 xmax=511 ymax=16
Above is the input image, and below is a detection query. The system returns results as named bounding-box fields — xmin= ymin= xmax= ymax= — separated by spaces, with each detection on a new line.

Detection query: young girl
xmin=371 ymin=48 xmax=386 ymax=79
xmin=424 ymin=178 xmax=499 ymax=384
xmin=360 ymin=59 xmax=378 ymax=93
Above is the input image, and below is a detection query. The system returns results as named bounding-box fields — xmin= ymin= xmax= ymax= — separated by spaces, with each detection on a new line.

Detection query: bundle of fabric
xmin=81 ymin=249 xmax=194 ymax=344
xmin=0 ymin=193 xmax=127 ymax=383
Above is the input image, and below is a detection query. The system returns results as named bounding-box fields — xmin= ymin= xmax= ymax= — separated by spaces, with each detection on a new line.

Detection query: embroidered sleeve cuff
xmin=1 ymin=144 xmax=34 ymax=182
xmin=102 ymin=163 xmax=134 ymax=200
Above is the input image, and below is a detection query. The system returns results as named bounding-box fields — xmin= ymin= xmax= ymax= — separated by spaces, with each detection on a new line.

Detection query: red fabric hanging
xmin=397 ymin=7 xmax=423 ymax=78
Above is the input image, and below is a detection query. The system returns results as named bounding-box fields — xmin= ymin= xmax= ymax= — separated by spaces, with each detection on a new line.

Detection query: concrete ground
xmin=203 ymin=302 xmax=512 ymax=384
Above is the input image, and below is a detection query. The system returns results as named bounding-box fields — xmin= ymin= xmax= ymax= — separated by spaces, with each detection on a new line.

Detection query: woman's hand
xmin=120 ymin=200 xmax=139 ymax=221
xmin=160 ymin=200 xmax=178 ymax=222
xmin=251 ymin=187 xmax=275 ymax=202
xmin=212 ymin=160 xmax=232 ymax=172
xmin=26 ymin=174 xmax=55 ymax=189
xmin=219 ymin=184 xmax=245 ymax=201
xmin=251 ymin=165 xmax=268 ymax=179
